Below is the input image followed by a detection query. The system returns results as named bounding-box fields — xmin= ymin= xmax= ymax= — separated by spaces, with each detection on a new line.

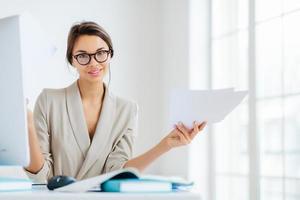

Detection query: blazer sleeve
xmin=24 ymin=90 xmax=53 ymax=183
xmin=103 ymin=102 xmax=138 ymax=173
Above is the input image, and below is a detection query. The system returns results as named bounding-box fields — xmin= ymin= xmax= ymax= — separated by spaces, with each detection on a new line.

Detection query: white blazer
xmin=25 ymin=81 xmax=138 ymax=183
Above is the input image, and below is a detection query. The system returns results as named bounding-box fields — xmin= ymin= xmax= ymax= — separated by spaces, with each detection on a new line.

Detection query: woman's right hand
xmin=27 ymin=109 xmax=35 ymax=131
xmin=25 ymin=99 xmax=44 ymax=173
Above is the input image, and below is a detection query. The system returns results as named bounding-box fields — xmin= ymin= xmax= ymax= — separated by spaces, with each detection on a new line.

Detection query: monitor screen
xmin=0 ymin=15 xmax=30 ymax=166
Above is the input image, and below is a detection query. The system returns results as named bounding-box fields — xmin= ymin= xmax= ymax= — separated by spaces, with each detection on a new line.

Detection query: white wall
xmin=159 ymin=0 xmax=191 ymax=178
xmin=0 ymin=0 xmax=193 ymax=176
xmin=189 ymin=0 xmax=211 ymax=198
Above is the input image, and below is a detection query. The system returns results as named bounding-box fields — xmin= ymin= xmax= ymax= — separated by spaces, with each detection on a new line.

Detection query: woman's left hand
xmin=160 ymin=121 xmax=207 ymax=150
xmin=125 ymin=121 xmax=207 ymax=171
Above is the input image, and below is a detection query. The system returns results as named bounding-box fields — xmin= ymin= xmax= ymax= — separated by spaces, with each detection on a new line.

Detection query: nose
xmin=89 ymin=55 xmax=99 ymax=66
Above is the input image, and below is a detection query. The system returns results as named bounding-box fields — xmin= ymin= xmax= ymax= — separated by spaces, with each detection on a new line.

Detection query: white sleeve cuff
xmin=24 ymin=162 xmax=50 ymax=184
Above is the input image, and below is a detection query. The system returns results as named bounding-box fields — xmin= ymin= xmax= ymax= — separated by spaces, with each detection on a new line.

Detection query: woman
xmin=25 ymin=21 xmax=206 ymax=183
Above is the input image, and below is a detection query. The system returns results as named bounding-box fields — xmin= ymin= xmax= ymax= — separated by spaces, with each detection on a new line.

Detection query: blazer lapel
xmin=76 ymin=84 xmax=116 ymax=179
xmin=66 ymin=81 xmax=91 ymax=158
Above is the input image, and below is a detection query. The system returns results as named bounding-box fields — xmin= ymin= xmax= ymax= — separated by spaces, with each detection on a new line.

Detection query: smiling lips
xmin=88 ymin=68 xmax=102 ymax=77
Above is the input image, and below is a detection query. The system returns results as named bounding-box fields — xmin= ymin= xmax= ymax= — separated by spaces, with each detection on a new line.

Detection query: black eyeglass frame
xmin=73 ymin=49 xmax=113 ymax=65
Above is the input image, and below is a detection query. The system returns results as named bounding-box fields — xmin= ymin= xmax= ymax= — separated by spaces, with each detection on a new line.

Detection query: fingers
xmin=190 ymin=121 xmax=207 ymax=138
xmin=26 ymin=98 xmax=31 ymax=111
xmin=176 ymin=122 xmax=192 ymax=144
xmin=175 ymin=127 xmax=189 ymax=144
xmin=172 ymin=121 xmax=208 ymax=146
xmin=198 ymin=121 xmax=207 ymax=130
xmin=194 ymin=121 xmax=200 ymax=132
xmin=190 ymin=121 xmax=199 ymax=139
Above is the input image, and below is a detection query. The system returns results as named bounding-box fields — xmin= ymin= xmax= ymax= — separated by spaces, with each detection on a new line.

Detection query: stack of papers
xmin=169 ymin=88 xmax=248 ymax=128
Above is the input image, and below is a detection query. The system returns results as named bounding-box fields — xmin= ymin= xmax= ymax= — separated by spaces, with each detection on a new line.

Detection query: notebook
xmin=101 ymin=179 xmax=172 ymax=192
xmin=0 ymin=166 xmax=32 ymax=192
xmin=0 ymin=177 xmax=32 ymax=192
xmin=55 ymin=168 xmax=193 ymax=192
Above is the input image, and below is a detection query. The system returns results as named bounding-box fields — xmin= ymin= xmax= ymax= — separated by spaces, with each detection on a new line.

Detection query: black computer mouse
xmin=47 ymin=175 xmax=76 ymax=190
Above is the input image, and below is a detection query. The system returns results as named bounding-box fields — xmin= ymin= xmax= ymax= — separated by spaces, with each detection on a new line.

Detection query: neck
xmin=77 ymin=79 xmax=104 ymax=102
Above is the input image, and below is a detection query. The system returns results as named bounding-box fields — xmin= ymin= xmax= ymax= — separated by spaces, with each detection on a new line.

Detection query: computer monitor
xmin=0 ymin=15 xmax=30 ymax=166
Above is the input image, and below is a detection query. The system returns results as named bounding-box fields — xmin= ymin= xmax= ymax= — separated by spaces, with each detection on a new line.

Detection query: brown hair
xmin=66 ymin=21 xmax=114 ymax=65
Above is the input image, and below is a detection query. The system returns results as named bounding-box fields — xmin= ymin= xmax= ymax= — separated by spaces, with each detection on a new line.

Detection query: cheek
xmin=73 ymin=65 xmax=83 ymax=74
xmin=72 ymin=61 xmax=85 ymax=74
xmin=76 ymin=68 xmax=84 ymax=75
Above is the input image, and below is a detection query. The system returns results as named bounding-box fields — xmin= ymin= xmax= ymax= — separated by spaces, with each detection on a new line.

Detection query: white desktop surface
xmin=0 ymin=185 xmax=201 ymax=200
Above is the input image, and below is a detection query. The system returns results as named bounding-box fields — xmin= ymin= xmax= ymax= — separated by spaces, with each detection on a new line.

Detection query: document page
xmin=169 ymin=88 xmax=248 ymax=128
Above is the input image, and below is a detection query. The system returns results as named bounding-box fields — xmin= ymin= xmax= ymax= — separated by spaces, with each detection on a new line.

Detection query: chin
xmin=82 ymin=75 xmax=103 ymax=83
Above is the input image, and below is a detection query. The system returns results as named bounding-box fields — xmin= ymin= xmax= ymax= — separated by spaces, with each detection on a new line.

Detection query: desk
xmin=0 ymin=185 xmax=201 ymax=200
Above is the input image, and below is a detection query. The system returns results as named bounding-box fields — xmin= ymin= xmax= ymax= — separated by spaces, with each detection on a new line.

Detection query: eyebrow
xmin=75 ymin=47 xmax=106 ymax=54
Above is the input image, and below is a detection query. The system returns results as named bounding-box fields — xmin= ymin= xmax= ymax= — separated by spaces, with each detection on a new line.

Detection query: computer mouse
xmin=47 ymin=175 xmax=76 ymax=190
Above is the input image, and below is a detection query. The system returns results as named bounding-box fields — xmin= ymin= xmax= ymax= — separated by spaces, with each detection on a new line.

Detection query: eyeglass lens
xmin=75 ymin=50 xmax=110 ymax=65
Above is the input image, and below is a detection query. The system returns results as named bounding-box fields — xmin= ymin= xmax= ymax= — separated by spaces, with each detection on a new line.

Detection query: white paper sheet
xmin=169 ymin=88 xmax=248 ymax=128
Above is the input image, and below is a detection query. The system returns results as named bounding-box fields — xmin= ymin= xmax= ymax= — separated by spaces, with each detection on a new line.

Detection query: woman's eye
xmin=78 ymin=54 xmax=89 ymax=59
xmin=96 ymin=51 xmax=105 ymax=56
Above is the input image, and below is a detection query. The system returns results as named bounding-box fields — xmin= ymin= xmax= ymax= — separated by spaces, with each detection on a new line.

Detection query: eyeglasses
xmin=73 ymin=49 xmax=113 ymax=65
